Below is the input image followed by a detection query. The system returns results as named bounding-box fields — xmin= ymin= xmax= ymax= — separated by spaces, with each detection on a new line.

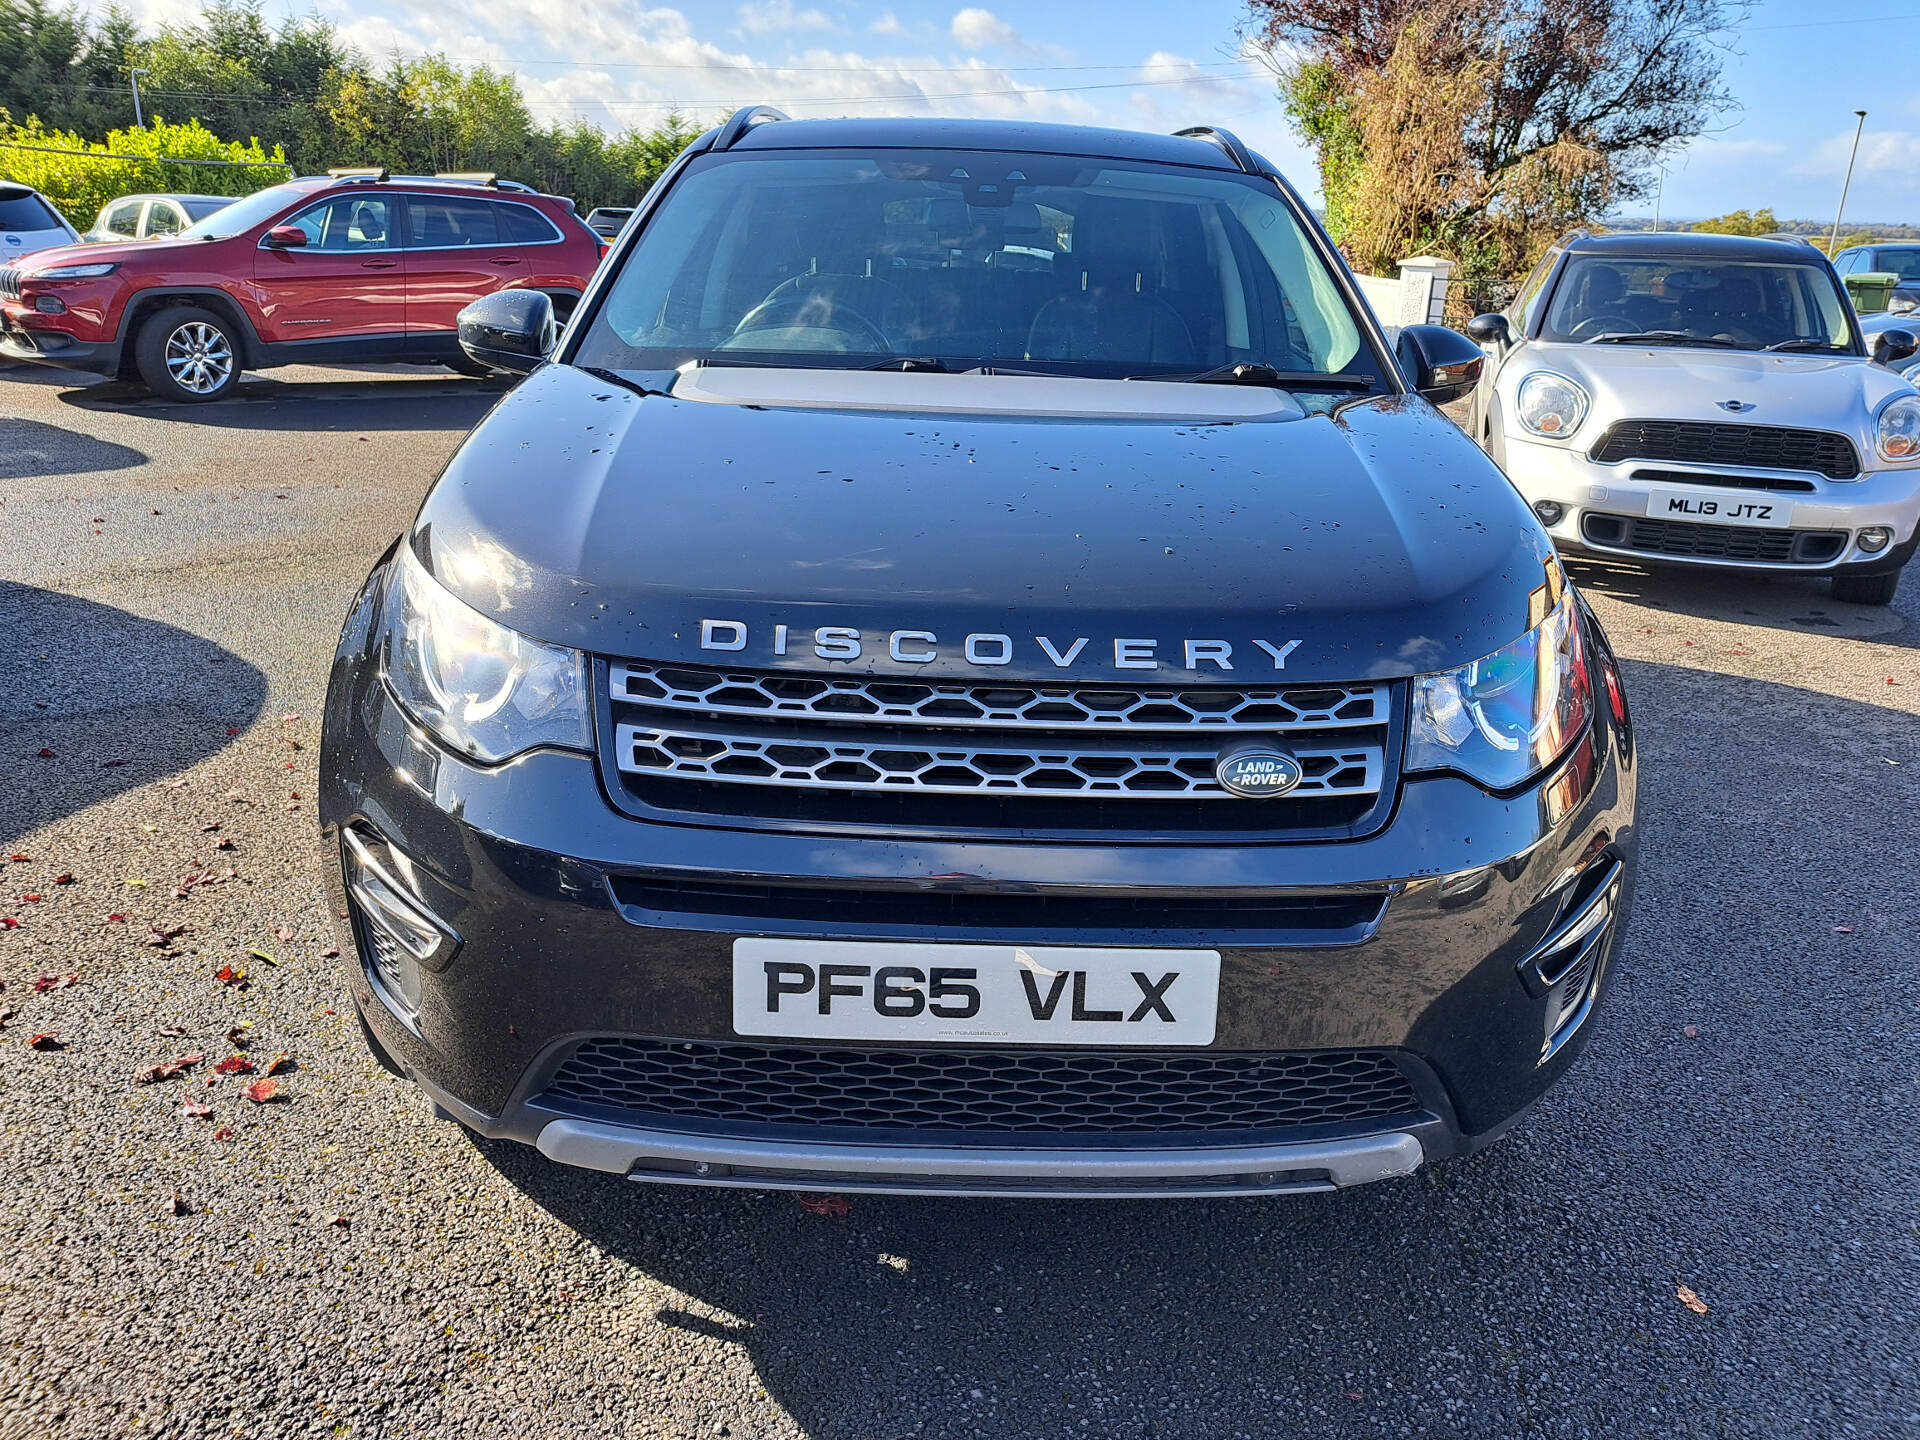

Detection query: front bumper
xmin=321 ymin=581 xmax=1638 ymax=1198
xmin=1502 ymin=433 xmax=1920 ymax=574
xmin=0 ymin=305 xmax=121 ymax=374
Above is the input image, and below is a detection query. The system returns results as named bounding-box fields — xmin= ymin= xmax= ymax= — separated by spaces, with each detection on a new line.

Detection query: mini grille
xmin=1582 ymin=513 xmax=1847 ymax=564
xmin=541 ymin=1038 xmax=1425 ymax=1134
xmin=0 ymin=267 xmax=19 ymax=302
xmin=1590 ymin=420 xmax=1860 ymax=479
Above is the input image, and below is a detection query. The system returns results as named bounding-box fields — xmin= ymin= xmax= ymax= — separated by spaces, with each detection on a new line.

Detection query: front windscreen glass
xmin=1866 ymin=248 xmax=1920 ymax=281
xmin=1540 ymin=256 xmax=1857 ymax=353
xmin=0 ymin=191 xmax=62 ymax=231
xmin=572 ymin=149 xmax=1372 ymax=380
xmin=180 ymin=183 xmax=303 ymax=240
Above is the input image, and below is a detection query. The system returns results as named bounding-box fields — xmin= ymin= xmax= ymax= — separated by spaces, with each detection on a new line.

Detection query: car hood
xmin=1515 ymin=342 xmax=1914 ymax=440
xmin=11 ymin=236 xmax=205 ymax=270
xmin=411 ymin=363 xmax=1556 ymax=685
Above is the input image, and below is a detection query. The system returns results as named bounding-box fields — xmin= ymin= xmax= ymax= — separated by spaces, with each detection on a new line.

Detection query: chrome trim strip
xmin=533 ymin=1117 xmax=1426 ymax=1196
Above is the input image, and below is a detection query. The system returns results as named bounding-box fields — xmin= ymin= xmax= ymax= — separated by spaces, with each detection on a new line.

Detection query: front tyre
xmin=1831 ymin=568 xmax=1903 ymax=606
xmin=135 ymin=306 xmax=241 ymax=402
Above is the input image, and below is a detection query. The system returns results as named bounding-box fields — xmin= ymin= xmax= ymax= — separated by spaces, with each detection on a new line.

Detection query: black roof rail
xmin=712 ymin=106 xmax=790 ymax=151
xmin=1173 ymin=126 xmax=1257 ymax=174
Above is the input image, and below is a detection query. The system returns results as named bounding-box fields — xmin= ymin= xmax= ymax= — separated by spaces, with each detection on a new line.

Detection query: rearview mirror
xmin=1396 ymin=324 xmax=1485 ymax=403
xmin=1464 ymin=312 xmax=1512 ymax=348
xmin=1872 ymin=328 xmax=1917 ymax=367
xmin=457 ymin=289 xmax=555 ymax=375
xmin=261 ymin=225 xmax=308 ymax=249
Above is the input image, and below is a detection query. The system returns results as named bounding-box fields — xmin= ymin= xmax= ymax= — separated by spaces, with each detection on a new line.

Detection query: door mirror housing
xmin=1396 ymin=324 xmax=1486 ymax=403
xmin=261 ymin=225 xmax=308 ymax=249
xmin=1464 ymin=312 xmax=1512 ymax=348
xmin=1872 ymin=328 xmax=1917 ymax=367
xmin=457 ymin=289 xmax=555 ymax=375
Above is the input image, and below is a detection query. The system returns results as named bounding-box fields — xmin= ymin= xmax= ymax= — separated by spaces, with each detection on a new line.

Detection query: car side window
xmin=409 ymin=196 xmax=500 ymax=248
xmin=104 ymin=200 xmax=142 ymax=238
xmin=145 ymin=202 xmax=184 ymax=238
xmin=284 ymin=194 xmax=396 ymax=251
xmin=1511 ymin=247 xmax=1562 ymax=334
xmin=495 ymin=202 xmax=559 ymax=245
xmin=1834 ymin=250 xmax=1860 ymax=275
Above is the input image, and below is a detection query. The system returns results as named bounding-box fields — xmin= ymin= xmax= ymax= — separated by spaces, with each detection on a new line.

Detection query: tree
xmin=0 ymin=110 xmax=285 ymax=223
xmin=0 ymin=0 xmax=138 ymax=137
xmin=1693 ymin=208 xmax=1778 ymax=236
xmin=1244 ymin=0 xmax=1747 ymax=281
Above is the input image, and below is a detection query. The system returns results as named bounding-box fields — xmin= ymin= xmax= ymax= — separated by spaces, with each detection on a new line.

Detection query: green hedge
xmin=0 ymin=113 xmax=289 ymax=228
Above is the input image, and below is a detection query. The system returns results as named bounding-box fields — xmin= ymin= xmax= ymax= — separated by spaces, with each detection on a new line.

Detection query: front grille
xmin=1626 ymin=468 xmax=1817 ymax=494
xmin=541 ymin=1037 xmax=1425 ymax=1135
xmin=1582 ymin=513 xmax=1847 ymax=564
xmin=1590 ymin=420 xmax=1860 ymax=479
xmin=0 ymin=267 xmax=19 ymax=302
xmin=602 ymin=660 xmax=1394 ymax=837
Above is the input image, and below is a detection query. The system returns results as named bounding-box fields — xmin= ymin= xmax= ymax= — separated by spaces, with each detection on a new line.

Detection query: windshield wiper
xmin=1127 ymin=361 xmax=1377 ymax=390
xmin=1585 ymin=330 xmax=1741 ymax=348
xmin=860 ymin=356 xmax=952 ymax=372
xmin=1764 ymin=338 xmax=1844 ymax=352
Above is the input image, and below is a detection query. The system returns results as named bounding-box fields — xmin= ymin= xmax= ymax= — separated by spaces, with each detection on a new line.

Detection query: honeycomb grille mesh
xmin=542 ymin=1038 xmax=1425 ymax=1134
xmin=1589 ymin=419 xmax=1860 ymax=479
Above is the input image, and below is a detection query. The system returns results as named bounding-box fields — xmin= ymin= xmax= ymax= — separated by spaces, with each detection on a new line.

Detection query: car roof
xmin=1564 ymin=230 xmax=1827 ymax=262
xmin=100 ymin=193 xmax=234 ymax=205
xmin=725 ymin=116 xmax=1241 ymax=170
xmin=0 ymin=180 xmax=45 ymax=197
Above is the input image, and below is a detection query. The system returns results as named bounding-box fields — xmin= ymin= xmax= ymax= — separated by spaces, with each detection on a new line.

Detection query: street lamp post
xmin=130 ymin=67 xmax=150 ymax=128
xmin=1828 ymin=109 xmax=1868 ymax=256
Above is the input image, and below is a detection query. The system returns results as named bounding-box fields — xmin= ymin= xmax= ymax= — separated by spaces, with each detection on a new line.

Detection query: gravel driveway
xmin=1 ymin=364 xmax=1915 ymax=1440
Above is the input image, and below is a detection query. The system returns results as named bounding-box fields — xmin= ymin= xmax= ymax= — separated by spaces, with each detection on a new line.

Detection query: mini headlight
xmin=382 ymin=546 xmax=590 ymax=764
xmin=1407 ymin=588 xmax=1593 ymax=790
xmin=1515 ymin=372 xmax=1590 ymax=439
xmin=1874 ymin=394 xmax=1920 ymax=461
xmin=32 ymin=262 xmax=118 ymax=279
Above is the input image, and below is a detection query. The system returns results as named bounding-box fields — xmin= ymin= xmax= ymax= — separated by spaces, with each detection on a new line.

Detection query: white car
xmin=1466 ymin=230 xmax=1920 ymax=605
xmin=0 ymin=181 xmax=80 ymax=263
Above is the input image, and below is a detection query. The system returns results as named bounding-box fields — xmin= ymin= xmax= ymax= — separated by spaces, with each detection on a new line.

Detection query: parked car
xmin=1466 ymin=229 xmax=1920 ymax=605
xmin=0 ymin=168 xmax=601 ymax=400
xmin=82 ymin=192 xmax=235 ymax=243
xmin=1831 ymin=241 xmax=1920 ymax=316
xmin=582 ymin=206 xmax=632 ymax=239
xmin=321 ymin=110 xmax=1636 ymax=1198
xmin=0 ymin=180 xmax=80 ymax=263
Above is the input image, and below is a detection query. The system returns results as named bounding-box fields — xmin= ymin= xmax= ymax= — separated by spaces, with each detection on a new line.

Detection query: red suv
xmin=0 ymin=169 xmax=600 ymax=401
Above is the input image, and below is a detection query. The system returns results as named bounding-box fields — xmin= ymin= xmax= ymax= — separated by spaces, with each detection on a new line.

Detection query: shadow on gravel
xmin=55 ymin=373 xmax=512 ymax=434
xmin=462 ymin=658 xmax=1920 ymax=1437
xmin=0 ymin=582 xmax=265 ymax=844
xmin=0 ymin=417 xmax=147 ymax=479
xmin=1568 ymin=554 xmax=1917 ymax=646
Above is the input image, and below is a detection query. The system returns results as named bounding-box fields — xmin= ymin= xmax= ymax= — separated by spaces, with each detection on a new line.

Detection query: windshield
xmin=180 ymin=183 xmax=303 ymax=240
xmin=0 ymin=191 xmax=62 ymax=231
xmin=572 ymin=149 xmax=1373 ymax=381
xmin=182 ymin=197 xmax=236 ymax=221
xmin=1867 ymin=248 xmax=1920 ymax=281
xmin=1541 ymin=255 xmax=1856 ymax=353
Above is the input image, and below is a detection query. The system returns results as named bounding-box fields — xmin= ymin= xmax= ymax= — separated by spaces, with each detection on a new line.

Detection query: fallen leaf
xmin=211 ymin=1125 xmax=235 ymax=1142
xmin=248 ymin=948 xmax=279 ymax=967
xmin=27 ymin=1032 xmax=62 ymax=1051
xmin=212 ymin=1054 xmax=254 ymax=1076
xmin=264 ymin=1051 xmax=293 ymax=1077
xmin=272 ymin=926 xmax=293 ymax=943
xmin=105 ymin=913 xmax=125 ymax=923
xmin=320 ymin=947 xmax=339 ymax=959
xmin=243 ymin=1078 xmax=284 ymax=1104
xmin=52 ymin=874 xmax=73 ymax=886
xmin=1832 ymin=924 xmax=1854 ymax=934
xmin=213 ymin=964 xmax=248 ymax=989
xmin=158 ymin=1025 xmax=189 ymax=1038
xmin=179 ymin=1097 xmax=213 ymax=1118
xmin=145 ymin=923 xmax=188 ymax=948
xmin=796 ymin=1193 xmax=850 ymax=1217
xmin=32 ymin=973 xmax=77 ymax=993
xmin=1683 ymin=1025 xmax=1698 ymax=1038
xmin=214 ymin=837 xmax=235 ymax=851
xmin=6 ymin=855 xmax=26 ymax=864
xmin=326 ymin=1214 xmax=350 ymax=1229
xmin=226 ymin=727 xmax=239 ymax=737
xmin=0 ymin=918 xmax=17 ymax=930
xmin=225 ymin=1024 xmax=251 ymax=1048
xmin=1343 ymin=1391 xmax=1365 ymax=1401
xmin=281 ymin=713 xmax=302 ymax=723
xmin=134 ymin=1051 xmax=205 ymax=1084
xmin=36 ymin=748 xmax=55 ymax=759
xmin=1676 ymin=1285 xmax=1709 ymax=1316
xmin=17 ymin=894 xmax=42 ymax=904
xmin=163 ymin=1194 xmax=191 ymax=1217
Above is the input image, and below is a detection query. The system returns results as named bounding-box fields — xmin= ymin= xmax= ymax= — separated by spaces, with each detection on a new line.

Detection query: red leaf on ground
xmin=211 ymin=1125 xmax=235 ymax=1142
xmin=179 ymin=1098 xmax=213 ymax=1118
xmin=158 ymin=1025 xmax=189 ymax=1038
xmin=272 ymin=926 xmax=293 ymax=943
xmin=52 ymin=874 xmax=73 ymax=885
xmin=264 ymin=1051 xmax=292 ymax=1077
xmin=134 ymin=1052 xmax=205 ymax=1084
xmin=1683 ymin=1024 xmax=1699 ymax=1038
xmin=326 ymin=1214 xmax=350 ymax=1229
xmin=106 ymin=913 xmax=125 ymax=923
xmin=212 ymin=1054 xmax=254 ymax=1076
xmin=225 ymin=727 xmax=239 ymax=736
xmin=6 ymin=855 xmax=27 ymax=863
xmin=33 ymin=974 xmax=77 ymax=993
xmin=37 ymin=748 xmax=55 ymax=759
xmin=17 ymin=895 xmax=42 ymax=904
xmin=145 ymin=923 xmax=188 ymax=947
xmin=213 ymin=964 xmax=248 ymax=989
xmin=796 ymin=1193 xmax=850 ymax=1217
xmin=243 ymin=1078 xmax=284 ymax=1104
xmin=0 ymin=918 xmax=16 ymax=930
xmin=28 ymin=1033 xmax=62 ymax=1050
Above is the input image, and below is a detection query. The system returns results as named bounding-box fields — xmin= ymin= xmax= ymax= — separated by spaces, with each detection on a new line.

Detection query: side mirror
xmin=261 ymin=225 xmax=308 ymax=249
xmin=1872 ymin=328 xmax=1917 ymax=367
xmin=1464 ymin=312 xmax=1512 ymax=347
xmin=457 ymin=289 xmax=555 ymax=375
xmin=1396 ymin=323 xmax=1486 ymax=403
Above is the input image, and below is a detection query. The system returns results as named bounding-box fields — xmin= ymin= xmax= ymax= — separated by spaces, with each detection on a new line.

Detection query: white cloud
xmin=1797 ymin=127 xmax=1920 ymax=187
xmin=735 ymin=0 xmax=833 ymax=35
xmin=950 ymin=7 xmax=1017 ymax=51
xmin=869 ymin=8 xmax=902 ymax=35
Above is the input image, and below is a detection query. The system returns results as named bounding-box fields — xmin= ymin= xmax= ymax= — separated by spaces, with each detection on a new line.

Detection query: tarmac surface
xmin=1 ymin=362 xmax=1916 ymax=1439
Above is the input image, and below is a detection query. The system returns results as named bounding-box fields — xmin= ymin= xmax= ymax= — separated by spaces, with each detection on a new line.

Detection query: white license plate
xmin=1645 ymin=487 xmax=1792 ymax=528
xmin=732 ymin=939 xmax=1219 ymax=1046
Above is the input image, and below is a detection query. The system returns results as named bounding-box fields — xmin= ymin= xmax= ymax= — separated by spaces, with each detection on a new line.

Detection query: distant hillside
xmin=1610 ymin=216 xmax=1920 ymax=238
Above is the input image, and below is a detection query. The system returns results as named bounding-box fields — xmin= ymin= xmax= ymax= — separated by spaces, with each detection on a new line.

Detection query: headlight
xmin=32 ymin=262 xmax=118 ymax=279
xmin=382 ymin=546 xmax=589 ymax=763
xmin=1407 ymin=587 xmax=1592 ymax=790
xmin=1514 ymin=372 xmax=1590 ymax=438
xmin=1874 ymin=394 xmax=1920 ymax=461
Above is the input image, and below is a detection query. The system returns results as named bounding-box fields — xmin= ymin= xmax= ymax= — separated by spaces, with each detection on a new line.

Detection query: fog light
xmin=1858 ymin=526 xmax=1893 ymax=554
xmin=341 ymin=828 xmax=457 ymax=1020
xmin=33 ymin=295 xmax=66 ymax=315
xmin=1533 ymin=500 xmax=1565 ymax=525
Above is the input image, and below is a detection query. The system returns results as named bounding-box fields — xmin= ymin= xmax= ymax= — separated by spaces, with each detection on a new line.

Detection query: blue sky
xmin=97 ymin=0 xmax=1920 ymax=225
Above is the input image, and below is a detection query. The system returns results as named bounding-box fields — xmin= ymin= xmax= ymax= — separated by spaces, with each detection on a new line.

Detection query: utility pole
xmin=1653 ymin=164 xmax=1667 ymax=232
xmin=1828 ymin=109 xmax=1868 ymax=256
xmin=130 ymin=68 xmax=150 ymax=128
